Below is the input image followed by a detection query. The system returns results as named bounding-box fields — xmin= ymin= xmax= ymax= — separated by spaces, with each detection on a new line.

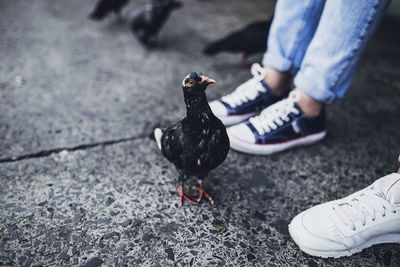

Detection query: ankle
xmin=294 ymin=88 xmax=324 ymax=117
xmin=263 ymin=66 xmax=291 ymax=96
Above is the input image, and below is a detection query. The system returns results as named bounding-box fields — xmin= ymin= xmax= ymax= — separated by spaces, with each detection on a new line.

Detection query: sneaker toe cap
xmin=209 ymin=100 xmax=228 ymax=117
xmin=289 ymin=206 xmax=348 ymax=252
xmin=228 ymin=123 xmax=256 ymax=144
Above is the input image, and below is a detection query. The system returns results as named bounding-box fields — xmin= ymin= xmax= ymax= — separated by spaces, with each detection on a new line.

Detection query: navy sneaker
xmin=227 ymin=91 xmax=326 ymax=155
xmin=209 ymin=63 xmax=288 ymax=126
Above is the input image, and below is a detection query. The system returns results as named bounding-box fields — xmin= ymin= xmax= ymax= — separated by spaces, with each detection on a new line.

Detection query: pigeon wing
xmin=161 ymin=121 xmax=184 ymax=169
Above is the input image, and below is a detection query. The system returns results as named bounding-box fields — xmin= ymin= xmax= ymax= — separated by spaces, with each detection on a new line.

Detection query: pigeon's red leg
xmin=240 ymin=54 xmax=250 ymax=69
xmin=178 ymin=185 xmax=197 ymax=207
xmin=193 ymin=180 xmax=215 ymax=205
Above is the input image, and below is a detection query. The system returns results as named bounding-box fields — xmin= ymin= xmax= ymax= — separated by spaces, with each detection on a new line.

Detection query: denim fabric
xmin=262 ymin=0 xmax=391 ymax=104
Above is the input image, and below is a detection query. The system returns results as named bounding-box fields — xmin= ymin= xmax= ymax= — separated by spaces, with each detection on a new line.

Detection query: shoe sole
xmin=228 ymin=130 xmax=326 ymax=155
xmin=288 ymin=223 xmax=400 ymax=258
xmin=218 ymin=112 xmax=257 ymax=126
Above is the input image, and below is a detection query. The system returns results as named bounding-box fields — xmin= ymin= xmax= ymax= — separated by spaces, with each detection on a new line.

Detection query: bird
xmin=130 ymin=0 xmax=182 ymax=47
xmin=203 ymin=20 xmax=272 ymax=67
xmin=89 ymin=0 xmax=130 ymax=21
xmin=154 ymin=72 xmax=230 ymax=206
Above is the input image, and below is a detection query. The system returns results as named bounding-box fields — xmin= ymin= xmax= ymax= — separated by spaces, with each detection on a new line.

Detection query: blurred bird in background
xmin=130 ymin=0 xmax=182 ymax=47
xmin=203 ymin=20 xmax=272 ymax=67
xmin=154 ymin=73 xmax=229 ymax=206
xmin=89 ymin=0 xmax=130 ymax=21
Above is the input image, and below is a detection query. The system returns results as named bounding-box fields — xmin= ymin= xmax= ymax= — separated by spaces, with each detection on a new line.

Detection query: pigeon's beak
xmin=201 ymin=76 xmax=216 ymax=85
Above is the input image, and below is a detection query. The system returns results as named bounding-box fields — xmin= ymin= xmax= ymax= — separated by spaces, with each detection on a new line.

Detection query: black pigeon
xmin=89 ymin=0 xmax=130 ymax=21
xmin=203 ymin=20 xmax=272 ymax=66
xmin=130 ymin=0 xmax=182 ymax=46
xmin=154 ymin=73 xmax=229 ymax=206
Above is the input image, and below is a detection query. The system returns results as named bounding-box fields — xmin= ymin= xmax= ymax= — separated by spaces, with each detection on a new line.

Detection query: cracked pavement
xmin=1 ymin=0 xmax=400 ymax=266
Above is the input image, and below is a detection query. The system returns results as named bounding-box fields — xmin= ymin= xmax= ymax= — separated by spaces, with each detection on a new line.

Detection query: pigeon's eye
xmin=187 ymin=79 xmax=195 ymax=87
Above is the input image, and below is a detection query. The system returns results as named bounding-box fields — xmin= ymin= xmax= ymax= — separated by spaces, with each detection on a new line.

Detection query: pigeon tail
xmin=202 ymin=34 xmax=240 ymax=56
xmin=202 ymin=41 xmax=223 ymax=56
xmin=154 ymin=128 xmax=163 ymax=150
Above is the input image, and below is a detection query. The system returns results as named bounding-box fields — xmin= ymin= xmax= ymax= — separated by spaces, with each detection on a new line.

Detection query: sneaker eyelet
xmin=393 ymin=210 xmax=397 ymax=214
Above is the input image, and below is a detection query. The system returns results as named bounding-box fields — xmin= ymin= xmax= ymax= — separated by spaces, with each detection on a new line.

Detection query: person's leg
xmin=294 ymin=0 xmax=392 ymax=106
xmin=227 ymin=0 xmax=391 ymax=155
xmin=209 ymin=0 xmax=326 ymax=126
xmin=263 ymin=0 xmax=326 ymax=94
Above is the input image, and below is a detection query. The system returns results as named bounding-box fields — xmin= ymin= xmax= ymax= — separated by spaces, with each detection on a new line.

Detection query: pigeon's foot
xmin=178 ymin=185 xmax=197 ymax=207
xmin=193 ymin=180 xmax=215 ymax=205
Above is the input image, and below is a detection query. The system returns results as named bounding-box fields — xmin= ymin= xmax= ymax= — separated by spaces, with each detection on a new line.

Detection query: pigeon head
xmin=182 ymin=72 xmax=215 ymax=94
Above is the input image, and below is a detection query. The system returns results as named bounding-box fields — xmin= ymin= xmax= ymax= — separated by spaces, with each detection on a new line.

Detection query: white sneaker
xmin=209 ymin=63 xmax=288 ymax=126
xmin=289 ymin=173 xmax=400 ymax=258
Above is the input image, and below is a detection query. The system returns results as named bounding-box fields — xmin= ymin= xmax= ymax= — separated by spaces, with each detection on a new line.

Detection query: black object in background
xmin=130 ymin=0 xmax=182 ymax=47
xmin=89 ymin=0 xmax=130 ymax=20
xmin=203 ymin=20 xmax=273 ymax=66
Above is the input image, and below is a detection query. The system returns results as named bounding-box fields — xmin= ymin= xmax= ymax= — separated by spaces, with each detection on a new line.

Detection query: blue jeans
xmin=262 ymin=0 xmax=391 ymax=104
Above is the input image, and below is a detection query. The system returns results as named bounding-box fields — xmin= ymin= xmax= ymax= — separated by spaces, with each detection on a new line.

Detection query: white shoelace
xmin=221 ymin=63 xmax=267 ymax=107
xmin=249 ymin=91 xmax=300 ymax=135
xmin=333 ymin=188 xmax=397 ymax=231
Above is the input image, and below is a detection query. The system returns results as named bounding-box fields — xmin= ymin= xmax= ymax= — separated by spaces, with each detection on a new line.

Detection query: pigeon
xmin=203 ymin=20 xmax=272 ymax=67
xmin=89 ymin=0 xmax=130 ymax=21
xmin=130 ymin=0 xmax=182 ymax=46
xmin=154 ymin=72 xmax=230 ymax=206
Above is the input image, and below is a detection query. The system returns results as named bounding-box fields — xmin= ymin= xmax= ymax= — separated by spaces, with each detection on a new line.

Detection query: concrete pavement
xmin=1 ymin=0 xmax=400 ymax=266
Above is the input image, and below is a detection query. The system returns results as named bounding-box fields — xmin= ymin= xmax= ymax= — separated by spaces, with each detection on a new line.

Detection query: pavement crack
xmin=0 ymin=133 xmax=151 ymax=164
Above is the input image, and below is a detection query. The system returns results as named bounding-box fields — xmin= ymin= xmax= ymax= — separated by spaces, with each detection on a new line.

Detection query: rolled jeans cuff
xmin=294 ymin=72 xmax=338 ymax=104
xmin=262 ymin=52 xmax=298 ymax=75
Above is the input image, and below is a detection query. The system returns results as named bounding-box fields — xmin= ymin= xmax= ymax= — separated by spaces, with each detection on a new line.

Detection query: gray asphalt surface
xmin=1 ymin=0 xmax=400 ymax=266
